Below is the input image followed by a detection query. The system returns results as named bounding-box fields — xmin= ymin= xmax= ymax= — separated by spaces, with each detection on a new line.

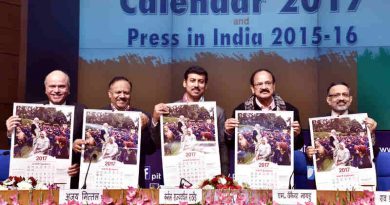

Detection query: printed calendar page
xmin=9 ymin=103 xmax=74 ymax=188
xmin=161 ymin=102 xmax=221 ymax=187
xmin=309 ymin=114 xmax=377 ymax=191
xmin=79 ymin=109 xmax=141 ymax=189
xmin=234 ymin=111 xmax=294 ymax=189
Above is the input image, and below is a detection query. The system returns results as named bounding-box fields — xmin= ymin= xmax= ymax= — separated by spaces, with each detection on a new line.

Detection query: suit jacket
xmin=150 ymin=101 xmax=230 ymax=176
xmin=101 ymin=105 xmax=156 ymax=187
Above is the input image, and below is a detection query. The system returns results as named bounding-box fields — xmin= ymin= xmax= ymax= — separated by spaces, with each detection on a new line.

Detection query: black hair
xmin=326 ymin=82 xmax=350 ymax=95
xmin=184 ymin=66 xmax=208 ymax=83
xmin=108 ymin=76 xmax=132 ymax=91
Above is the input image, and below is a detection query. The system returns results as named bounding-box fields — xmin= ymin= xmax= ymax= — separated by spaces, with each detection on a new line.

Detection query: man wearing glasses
xmin=224 ymin=69 xmax=304 ymax=150
xmin=306 ymin=82 xmax=377 ymax=159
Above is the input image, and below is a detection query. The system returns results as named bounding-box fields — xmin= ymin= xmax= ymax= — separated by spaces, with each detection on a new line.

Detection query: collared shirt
xmin=110 ymin=103 xmax=131 ymax=111
xmin=49 ymin=101 xmax=66 ymax=106
xmin=255 ymin=97 xmax=276 ymax=111
xmin=331 ymin=110 xmax=348 ymax=117
xmin=182 ymin=93 xmax=205 ymax=102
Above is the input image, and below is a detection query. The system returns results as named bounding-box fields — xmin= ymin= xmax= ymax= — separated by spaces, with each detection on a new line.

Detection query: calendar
xmin=234 ymin=111 xmax=294 ymax=189
xmin=79 ymin=109 xmax=141 ymax=189
xmin=161 ymin=102 xmax=221 ymax=187
xmin=309 ymin=114 xmax=377 ymax=190
xmin=9 ymin=103 xmax=74 ymax=189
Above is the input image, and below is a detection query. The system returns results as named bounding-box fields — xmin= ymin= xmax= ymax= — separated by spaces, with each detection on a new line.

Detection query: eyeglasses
xmin=253 ymin=81 xmax=273 ymax=88
xmin=328 ymin=93 xmax=350 ymax=98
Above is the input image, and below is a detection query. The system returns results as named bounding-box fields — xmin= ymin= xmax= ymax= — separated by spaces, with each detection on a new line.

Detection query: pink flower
xmin=0 ymin=196 xmax=8 ymax=205
xmin=126 ymin=186 xmax=137 ymax=202
xmin=59 ymin=201 xmax=82 ymax=205
xmin=41 ymin=199 xmax=56 ymax=205
xmin=205 ymin=193 xmax=214 ymax=204
xmin=115 ymin=198 xmax=123 ymax=205
xmin=9 ymin=194 xmax=20 ymax=205
xmin=102 ymin=194 xmax=114 ymax=205
xmin=179 ymin=202 xmax=188 ymax=205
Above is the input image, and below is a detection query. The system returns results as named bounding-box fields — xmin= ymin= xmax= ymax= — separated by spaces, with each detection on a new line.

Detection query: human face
xmin=183 ymin=73 xmax=207 ymax=101
xmin=108 ymin=80 xmax=131 ymax=110
xmin=250 ymin=71 xmax=275 ymax=101
xmin=45 ymin=72 xmax=70 ymax=104
xmin=326 ymin=84 xmax=352 ymax=114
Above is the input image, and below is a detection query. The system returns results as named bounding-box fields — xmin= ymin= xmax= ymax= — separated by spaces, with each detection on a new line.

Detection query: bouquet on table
xmin=200 ymin=175 xmax=273 ymax=205
xmin=0 ymin=176 xmax=50 ymax=190
xmin=199 ymin=175 xmax=246 ymax=190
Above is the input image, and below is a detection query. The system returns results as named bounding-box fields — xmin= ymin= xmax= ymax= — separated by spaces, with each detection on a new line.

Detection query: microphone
xmin=81 ymin=153 xmax=97 ymax=189
xmin=179 ymin=178 xmax=192 ymax=189
xmin=288 ymin=170 xmax=295 ymax=189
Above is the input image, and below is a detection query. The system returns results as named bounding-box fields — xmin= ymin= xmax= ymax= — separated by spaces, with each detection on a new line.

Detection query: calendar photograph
xmin=161 ymin=103 xmax=217 ymax=156
xmin=236 ymin=111 xmax=293 ymax=165
xmin=234 ymin=111 xmax=294 ymax=189
xmin=309 ymin=113 xmax=377 ymax=191
xmin=160 ymin=102 xmax=221 ymax=187
xmin=79 ymin=109 xmax=141 ymax=189
xmin=12 ymin=103 xmax=73 ymax=159
xmin=9 ymin=103 xmax=74 ymax=188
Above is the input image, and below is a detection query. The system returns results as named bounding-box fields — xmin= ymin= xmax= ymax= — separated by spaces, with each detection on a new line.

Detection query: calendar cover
xmin=234 ymin=111 xmax=294 ymax=189
xmin=309 ymin=113 xmax=376 ymax=191
xmin=160 ymin=102 xmax=221 ymax=187
xmin=9 ymin=103 xmax=75 ymax=189
xmin=79 ymin=109 xmax=141 ymax=189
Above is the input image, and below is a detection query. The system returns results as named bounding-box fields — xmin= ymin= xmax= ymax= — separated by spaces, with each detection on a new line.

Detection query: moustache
xmin=336 ymin=100 xmax=347 ymax=105
xmin=260 ymin=89 xmax=270 ymax=93
xmin=191 ymin=87 xmax=200 ymax=91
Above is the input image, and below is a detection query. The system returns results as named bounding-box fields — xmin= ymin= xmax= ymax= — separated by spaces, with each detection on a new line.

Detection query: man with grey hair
xmin=5 ymin=70 xmax=86 ymax=188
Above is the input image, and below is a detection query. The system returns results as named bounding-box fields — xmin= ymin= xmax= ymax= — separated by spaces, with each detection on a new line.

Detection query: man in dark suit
xmin=6 ymin=70 xmax=86 ymax=188
xmin=152 ymin=66 xmax=230 ymax=176
xmin=224 ymin=69 xmax=303 ymax=150
xmin=91 ymin=76 xmax=156 ymax=187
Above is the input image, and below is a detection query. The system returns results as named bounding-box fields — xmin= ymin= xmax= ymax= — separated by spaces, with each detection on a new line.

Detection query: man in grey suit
xmin=152 ymin=66 xmax=229 ymax=176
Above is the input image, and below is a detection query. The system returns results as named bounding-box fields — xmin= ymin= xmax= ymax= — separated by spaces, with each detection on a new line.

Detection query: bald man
xmin=6 ymin=70 xmax=86 ymax=188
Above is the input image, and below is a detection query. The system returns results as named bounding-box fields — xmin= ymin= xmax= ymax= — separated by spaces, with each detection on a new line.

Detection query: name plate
xmin=59 ymin=189 xmax=102 ymax=204
xmin=375 ymin=191 xmax=390 ymax=205
xmin=273 ymin=189 xmax=316 ymax=205
xmin=159 ymin=189 xmax=202 ymax=204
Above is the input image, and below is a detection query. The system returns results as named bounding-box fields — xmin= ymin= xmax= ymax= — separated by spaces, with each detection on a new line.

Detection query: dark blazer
xmin=101 ymin=105 xmax=156 ymax=187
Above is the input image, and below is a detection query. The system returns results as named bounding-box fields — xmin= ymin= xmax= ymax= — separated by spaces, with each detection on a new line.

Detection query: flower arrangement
xmin=199 ymin=175 xmax=247 ymax=190
xmin=0 ymin=176 xmax=49 ymax=190
xmin=203 ymin=189 xmax=273 ymax=205
xmin=317 ymin=190 xmax=374 ymax=205
xmin=101 ymin=187 xmax=157 ymax=205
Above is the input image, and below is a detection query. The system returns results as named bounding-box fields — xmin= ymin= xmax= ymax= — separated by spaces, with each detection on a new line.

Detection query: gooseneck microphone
xmin=81 ymin=153 xmax=97 ymax=189
xmin=288 ymin=170 xmax=295 ymax=189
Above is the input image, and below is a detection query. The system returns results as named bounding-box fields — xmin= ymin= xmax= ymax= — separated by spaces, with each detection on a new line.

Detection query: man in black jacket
xmin=224 ymin=69 xmax=304 ymax=150
xmin=84 ymin=76 xmax=155 ymax=187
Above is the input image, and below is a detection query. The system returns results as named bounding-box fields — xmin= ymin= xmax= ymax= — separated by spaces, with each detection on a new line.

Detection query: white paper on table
xmin=273 ymin=189 xmax=317 ymax=205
